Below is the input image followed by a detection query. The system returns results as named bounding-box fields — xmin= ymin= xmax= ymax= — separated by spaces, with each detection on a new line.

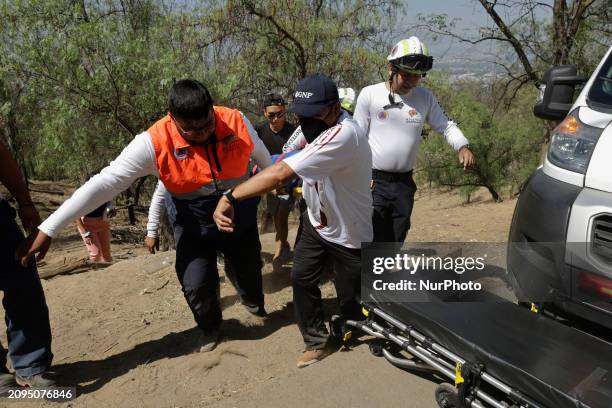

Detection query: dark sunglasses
xmin=266 ymin=111 xmax=286 ymax=120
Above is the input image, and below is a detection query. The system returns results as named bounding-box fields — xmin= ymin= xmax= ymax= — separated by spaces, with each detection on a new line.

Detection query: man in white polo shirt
xmin=213 ymin=74 xmax=372 ymax=368
xmin=354 ymin=37 xmax=475 ymax=243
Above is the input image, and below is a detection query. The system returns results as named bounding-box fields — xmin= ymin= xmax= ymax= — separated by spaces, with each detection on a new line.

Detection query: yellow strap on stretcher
xmin=530 ymin=303 xmax=539 ymax=313
xmin=343 ymin=330 xmax=352 ymax=342
xmin=292 ymin=187 xmax=302 ymax=198
xmin=362 ymin=307 xmax=369 ymax=317
xmin=455 ymin=362 xmax=465 ymax=387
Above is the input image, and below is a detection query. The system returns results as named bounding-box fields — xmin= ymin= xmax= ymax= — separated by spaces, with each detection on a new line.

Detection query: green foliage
xmin=0 ymin=0 xmax=599 ymax=203
xmin=417 ymin=73 xmax=543 ymax=201
xmin=0 ymin=0 xmax=400 ymax=181
xmin=567 ymin=1 xmax=612 ymax=75
xmin=204 ymin=0 xmax=399 ymax=117
xmin=1 ymin=0 xmax=174 ymax=179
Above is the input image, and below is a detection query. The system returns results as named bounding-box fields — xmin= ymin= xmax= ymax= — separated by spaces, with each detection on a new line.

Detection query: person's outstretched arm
xmin=16 ymin=132 xmax=158 ymax=266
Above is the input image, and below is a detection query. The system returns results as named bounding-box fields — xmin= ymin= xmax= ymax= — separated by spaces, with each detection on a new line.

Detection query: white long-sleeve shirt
xmin=39 ymin=113 xmax=272 ymax=238
xmin=353 ymin=82 xmax=469 ymax=173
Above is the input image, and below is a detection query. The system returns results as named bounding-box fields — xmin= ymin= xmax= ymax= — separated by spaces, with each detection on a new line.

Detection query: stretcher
xmin=345 ymin=291 xmax=612 ymax=408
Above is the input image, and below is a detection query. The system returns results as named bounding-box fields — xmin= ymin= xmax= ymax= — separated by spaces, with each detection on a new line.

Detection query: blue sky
xmin=405 ymin=0 xmax=492 ymax=27
xmin=400 ymin=0 xmax=553 ymax=62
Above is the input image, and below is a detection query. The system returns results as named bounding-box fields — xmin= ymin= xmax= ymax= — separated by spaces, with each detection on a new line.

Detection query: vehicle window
xmin=587 ymin=53 xmax=612 ymax=111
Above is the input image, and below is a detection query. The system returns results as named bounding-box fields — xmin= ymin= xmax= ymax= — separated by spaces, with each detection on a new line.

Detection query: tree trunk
xmin=159 ymin=211 xmax=175 ymax=251
xmin=132 ymin=176 xmax=148 ymax=208
xmin=485 ymin=183 xmax=501 ymax=202
xmin=127 ymin=204 xmax=136 ymax=225
xmin=472 ymin=165 xmax=502 ymax=202
xmin=121 ymin=188 xmax=137 ymax=225
xmin=552 ymin=0 xmax=568 ymax=65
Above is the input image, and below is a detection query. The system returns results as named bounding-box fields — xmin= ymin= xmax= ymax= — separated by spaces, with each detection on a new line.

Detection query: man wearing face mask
xmin=281 ymin=86 xmax=359 ymax=250
xmin=213 ymin=74 xmax=372 ymax=368
xmin=354 ymin=37 xmax=476 ymax=243
xmin=282 ymin=87 xmax=358 ymax=153
xmin=18 ymin=79 xmax=272 ymax=353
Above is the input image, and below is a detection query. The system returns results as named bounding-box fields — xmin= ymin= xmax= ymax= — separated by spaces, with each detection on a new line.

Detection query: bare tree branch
xmin=478 ymin=0 xmax=540 ymax=86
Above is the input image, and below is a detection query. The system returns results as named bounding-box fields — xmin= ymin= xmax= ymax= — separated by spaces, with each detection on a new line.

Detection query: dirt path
xmin=1 ymin=187 xmax=517 ymax=408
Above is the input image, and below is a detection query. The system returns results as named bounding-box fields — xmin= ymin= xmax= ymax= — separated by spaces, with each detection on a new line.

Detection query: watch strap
xmin=223 ymin=189 xmax=239 ymax=206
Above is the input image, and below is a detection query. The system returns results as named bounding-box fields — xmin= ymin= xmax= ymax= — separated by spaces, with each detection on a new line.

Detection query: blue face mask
xmin=299 ymin=117 xmax=331 ymax=143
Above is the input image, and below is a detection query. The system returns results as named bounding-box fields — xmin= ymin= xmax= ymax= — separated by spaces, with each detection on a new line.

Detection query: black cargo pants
xmin=173 ymin=194 xmax=264 ymax=332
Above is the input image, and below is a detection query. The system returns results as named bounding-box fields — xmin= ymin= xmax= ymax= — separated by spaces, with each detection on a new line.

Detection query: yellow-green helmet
xmin=387 ymin=37 xmax=433 ymax=73
xmin=338 ymin=87 xmax=356 ymax=112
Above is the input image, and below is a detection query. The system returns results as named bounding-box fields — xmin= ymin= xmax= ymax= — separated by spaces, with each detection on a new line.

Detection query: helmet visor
xmin=391 ymin=54 xmax=433 ymax=73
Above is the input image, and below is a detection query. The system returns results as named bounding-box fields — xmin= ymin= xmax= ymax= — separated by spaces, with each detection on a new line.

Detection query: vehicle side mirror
xmin=534 ymin=65 xmax=588 ymax=121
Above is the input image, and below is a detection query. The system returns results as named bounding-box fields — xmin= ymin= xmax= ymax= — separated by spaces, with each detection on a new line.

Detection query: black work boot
xmin=198 ymin=328 xmax=220 ymax=353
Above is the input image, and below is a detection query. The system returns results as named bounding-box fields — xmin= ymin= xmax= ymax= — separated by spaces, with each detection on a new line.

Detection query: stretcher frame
xmin=345 ymin=302 xmax=546 ymax=408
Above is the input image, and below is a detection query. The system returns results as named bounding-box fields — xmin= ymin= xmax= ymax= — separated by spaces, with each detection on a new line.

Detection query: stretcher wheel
xmin=435 ymin=383 xmax=460 ymax=408
xmin=368 ymin=342 xmax=383 ymax=357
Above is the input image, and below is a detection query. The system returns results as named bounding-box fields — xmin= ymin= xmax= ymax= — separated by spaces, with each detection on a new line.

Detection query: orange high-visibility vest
xmin=148 ymin=106 xmax=254 ymax=195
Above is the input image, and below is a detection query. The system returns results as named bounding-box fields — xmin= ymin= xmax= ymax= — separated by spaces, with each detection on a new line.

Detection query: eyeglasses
xmin=172 ymin=115 xmax=215 ymax=137
xmin=266 ymin=111 xmax=286 ymax=120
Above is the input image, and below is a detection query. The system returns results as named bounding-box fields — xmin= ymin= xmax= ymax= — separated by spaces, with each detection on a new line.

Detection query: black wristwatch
xmin=223 ymin=189 xmax=239 ymax=206
xmin=459 ymin=144 xmax=472 ymax=152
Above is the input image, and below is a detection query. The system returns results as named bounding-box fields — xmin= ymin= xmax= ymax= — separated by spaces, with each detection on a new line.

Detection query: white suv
xmin=508 ymin=46 xmax=612 ymax=330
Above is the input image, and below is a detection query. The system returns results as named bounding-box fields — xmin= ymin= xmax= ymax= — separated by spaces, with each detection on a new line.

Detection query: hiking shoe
xmin=296 ymin=347 xmax=332 ymax=368
xmin=15 ymin=371 xmax=56 ymax=388
xmin=243 ymin=304 xmax=268 ymax=317
xmin=0 ymin=368 xmax=16 ymax=396
xmin=198 ymin=328 xmax=220 ymax=353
